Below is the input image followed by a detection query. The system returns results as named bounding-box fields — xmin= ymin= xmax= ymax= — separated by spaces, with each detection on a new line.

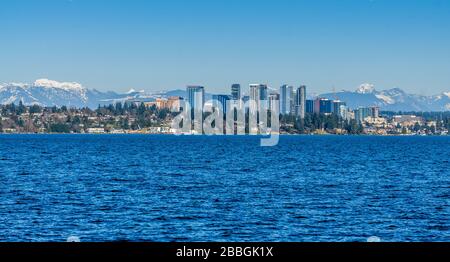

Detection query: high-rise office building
xmin=248 ymin=84 xmax=267 ymax=134
xmin=313 ymin=98 xmax=321 ymax=114
xmin=295 ymin=85 xmax=306 ymax=118
xmin=332 ymin=100 xmax=347 ymax=115
xmin=289 ymin=86 xmax=295 ymax=114
xmin=306 ymin=100 xmax=314 ymax=113
xmin=339 ymin=105 xmax=350 ymax=120
xmin=268 ymin=93 xmax=280 ymax=113
xmin=242 ymin=95 xmax=250 ymax=104
xmin=187 ymin=85 xmax=205 ymax=111
xmin=249 ymin=84 xmax=268 ymax=110
xmin=279 ymin=85 xmax=294 ymax=115
xmin=370 ymin=106 xmax=380 ymax=118
xmin=231 ymin=84 xmax=241 ymax=101
xmin=355 ymin=107 xmax=372 ymax=123
xmin=186 ymin=85 xmax=205 ymax=131
xmin=250 ymin=84 xmax=268 ymax=101
xmin=318 ymin=98 xmax=333 ymax=114
xmin=212 ymin=94 xmax=231 ymax=114
xmin=313 ymin=98 xmax=332 ymax=114
xmin=280 ymin=85 xmax=288 ymax=114
xmin=354 ymin=106 xmax=380 ymax=123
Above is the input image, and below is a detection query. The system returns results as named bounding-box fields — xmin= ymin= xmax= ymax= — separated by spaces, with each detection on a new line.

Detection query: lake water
xmin=0 ymin=135 xmax=449 ymax=242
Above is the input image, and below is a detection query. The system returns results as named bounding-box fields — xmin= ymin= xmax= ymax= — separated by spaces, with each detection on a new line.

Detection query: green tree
xmin=49 ymin=123 xmax=70 ymax=133
xmin=17 ymin=101 xmax=26 ymax=115
xmin=29 ymin=105 xmax=42 ymax=114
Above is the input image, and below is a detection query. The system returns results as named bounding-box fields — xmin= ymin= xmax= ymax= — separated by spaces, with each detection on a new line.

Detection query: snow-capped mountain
xmin=1 ymin=80 xmax=449 ymax=111
xmin=355 ymin=83 xmax=375 ymax=94
xmin=320 ymin=84 xmax=450 ymax=112
xmin=0 ymin=79 xmax=88 ymax=107
xmin=0 ymin=79 xmax=152 ymax=108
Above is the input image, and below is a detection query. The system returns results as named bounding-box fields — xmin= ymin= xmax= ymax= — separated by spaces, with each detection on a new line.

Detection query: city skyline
xmin=1 ymin=0 xmax=450 ymax=95
xmin=1 ymin=78 xmax=450 ymax=112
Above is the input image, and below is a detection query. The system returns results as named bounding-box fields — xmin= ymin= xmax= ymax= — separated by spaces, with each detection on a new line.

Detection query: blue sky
xmin=1 ymin=0 xmax=449 ymax=95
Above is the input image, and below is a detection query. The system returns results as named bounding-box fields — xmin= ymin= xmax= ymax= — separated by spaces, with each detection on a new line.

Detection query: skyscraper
xmin=249 ymin=84 xmax=268 ymax=110
xmin=370 ymin=106 xmax=380 ymax=118
xmin=231 ymin=84 xmax=241 ymax=101
xmin=314 ymin=98 xmax=332 ymax=114
xmin=306 ymin=100 xmax=314 ymax=113
xmin=268 ymin=93 xmax=280 ymax=113
xmin=355 ymin=107 xmax=372 ymax=123
xmin=279 ymin=85 xmax=294 ymax=115
xmin=295 ymin=85 xmax=306 ymax=118
xmin=186 ymin=85 xmax=205 ymax=132
xmin=289 ymin=87 xmax=295 ymax=114
xmin=212 ymin=94 xmax=231 ymax=114
xmin=321 ymin=99 xmax=333 ymax=114
xmin=332 ymin=100 xmax=347 ymax=115
xmin=339 ymin=105 xmax=350 ymax=120
xmin=187 ymin=85 xmax=205 ymax=111
xmin=313 ymin=98 xmax=321 ymax=114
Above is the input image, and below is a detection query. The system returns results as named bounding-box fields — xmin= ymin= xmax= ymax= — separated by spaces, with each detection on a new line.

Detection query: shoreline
xmin=0 ymin=132 xmax=447 ymax=137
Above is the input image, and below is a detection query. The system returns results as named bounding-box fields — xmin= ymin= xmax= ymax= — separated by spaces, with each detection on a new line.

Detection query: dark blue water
xmin=0 ymin=135 xmax=449 ymax=242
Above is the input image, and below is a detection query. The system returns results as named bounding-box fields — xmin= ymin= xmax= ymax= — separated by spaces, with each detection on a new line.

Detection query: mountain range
xmin=0 ymin=79 xmax=153 ymax=109
xmin=320 ymin=84 xmax=450 ymax=112
xmin=1 ymin=80 xmax=449 ymax=112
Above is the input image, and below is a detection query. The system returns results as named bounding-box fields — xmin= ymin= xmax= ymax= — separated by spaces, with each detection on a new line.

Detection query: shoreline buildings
xmin=295 ymin=85 xmax=306 ymax=119
xmin=212 ymin=94 xmax=231 ymax=114
xmin=186 ymin=85 xmax=205 ymax=132
xmin=279 ymin=84 xmax=307 ymax=118
xmin=249 ymin=84 xmax=268 ymax=110
xmin=144 ymin=96 xmax=184 ymax=113
xmin=280 ymin=85 xmax=294 ymax=115
xmin=175 ymin=83 xmax=446 ymax=135
xmin=1 ymin=82 xmax=448 ymax=136
xmin=355 ymin=106 xmax=380 ymax=123
xmin=231 ymin=84 xmax=241 ymax=101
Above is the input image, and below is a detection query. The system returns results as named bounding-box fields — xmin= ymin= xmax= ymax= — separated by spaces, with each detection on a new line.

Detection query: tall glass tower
xmin=250 ymin=84 xmax=268 ymax=109
xmin=231 ymin=84 xmax=241 ymax=101
xmin=280 ymin=85 xmax=295 ymax=115
xmin=186 ymin=85 xmax=205 ymax=132
xmin=295 ymin=85 xmax=306 ymax=119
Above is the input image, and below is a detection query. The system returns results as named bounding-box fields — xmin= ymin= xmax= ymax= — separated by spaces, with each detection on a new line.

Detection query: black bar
xmin=0 ymin=243 xmax=449 ymax=259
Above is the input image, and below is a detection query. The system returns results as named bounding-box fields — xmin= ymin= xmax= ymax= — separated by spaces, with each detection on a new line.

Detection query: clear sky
xmin=1 ymin=0 xmax=449 ymax=95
